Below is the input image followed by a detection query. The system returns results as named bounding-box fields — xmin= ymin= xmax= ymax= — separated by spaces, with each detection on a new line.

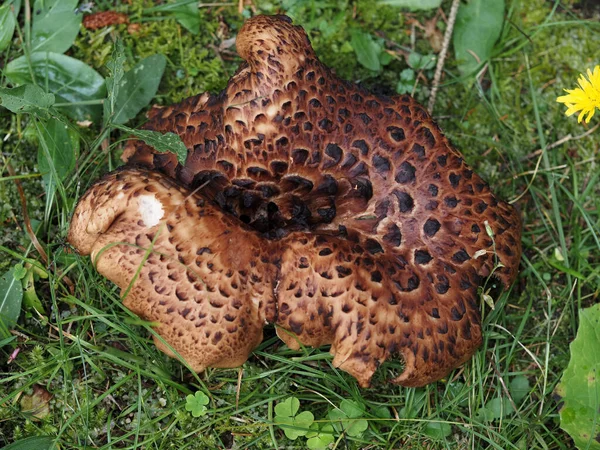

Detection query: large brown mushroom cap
xmin=70 ymin=15 xmax=522 ymax=387
xmin=68 ymin=169 xmax=275 ymax=371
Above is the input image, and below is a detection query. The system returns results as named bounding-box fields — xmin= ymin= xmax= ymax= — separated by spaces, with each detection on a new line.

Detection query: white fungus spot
xmin=138 ymin=195 xmax=164 ymax=227
xmin=266 ymin=104 xmax=278 ymax=118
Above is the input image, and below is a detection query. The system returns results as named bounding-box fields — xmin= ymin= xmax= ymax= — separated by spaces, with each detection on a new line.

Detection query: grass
xmin=1 ymin=0 xmax=599 ymax=448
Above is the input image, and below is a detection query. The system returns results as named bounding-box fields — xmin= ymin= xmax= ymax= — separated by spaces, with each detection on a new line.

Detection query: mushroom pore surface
xmin=69 ymin=14 xmax=522 ymax=388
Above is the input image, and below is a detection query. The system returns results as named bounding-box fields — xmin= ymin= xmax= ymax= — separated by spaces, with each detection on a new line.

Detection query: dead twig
xmin=236 ymin=367 xmax=243 ymax=410
xmin=520 ymin=122 xmax=600 ymax=161
xmin=427 ymin=0 xmax=461 ymax=114
xmin=491 ymin=355 xmax=520 ymax=418
xmin=6 ymin=163 xmax=49 ymax=265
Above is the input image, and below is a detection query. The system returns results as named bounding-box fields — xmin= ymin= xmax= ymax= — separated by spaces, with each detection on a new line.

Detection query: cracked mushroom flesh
xmin=68 ymin=15 xmax=522 ymax=387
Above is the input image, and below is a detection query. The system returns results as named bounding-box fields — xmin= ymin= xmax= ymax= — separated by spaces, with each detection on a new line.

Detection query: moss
xmin=71 ymin=1 xmax=243 ymax=111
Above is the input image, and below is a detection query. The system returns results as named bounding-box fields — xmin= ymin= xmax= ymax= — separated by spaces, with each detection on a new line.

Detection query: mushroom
xmin=69 ymin=15 xmax=522 ymax=387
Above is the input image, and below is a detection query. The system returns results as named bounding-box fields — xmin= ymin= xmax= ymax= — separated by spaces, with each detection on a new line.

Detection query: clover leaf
xmin=274 ymin=397 xmax=315 ymax=440
xmin=509 ymin=375 xmax=530 ymax=403
xmin=327 ymin=400 xmax=368 ymax=437
xmin=423 ymin=420 xmax=452 ymax=439
xmin=306 ymin=423 xmax=335 ymax=449
xmin=185 ymin=391 xmax=209 ymax=418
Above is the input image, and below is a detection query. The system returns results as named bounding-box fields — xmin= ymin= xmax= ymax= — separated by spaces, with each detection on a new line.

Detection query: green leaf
xmin=113 ymin=54 xmax=166 ymax=124
xmin=291 ymin=411 xmax=315 ymax=438
xmin=0 ymin=267 xmax=24 ymax=337
xmin=339 ymin=399 xmax=364 ymax=418
xmin=379 ymin=0 xmax=442 ymax=10
xmin=23 ymin=269 xmax=45 ymax=314
xmin=185 ymin=391 xmax=209 ymax=417
xmin=371 ymin=405 xmax=392 ymax=419
xmin=306 ymin=423 xmax=335 ymax=449
xmin=274 ymin=397 xmax=314 ymax=440
xmin=12 ymin=264 xmax=26 ymax=280
xmin=453 ymin=0 xmax=505 ymax=75
xmin=350 ymin=30 xmax=381 ymax=72
xmin=0 ymin=85 xmax=55 ymax=118
xmin=274 ymin=397 xmax=300 ymax=418
xmin=0 ymin=1 xmax=16 ymax=51
xmin=114 ymin=124 xmax=188 ymax=165
xmin=379 ymin=50 xmax=393 ymax=66
xmin=31 ymin=0 xmax=81 ymax=54
xmin=37 ymin=117 xmax=78 ymax=200
xmin=0 ymin=335 xmax=17 ymax=348
xmin=509 ymin=375 xmax=530 ymax=403
xmin=408 ymin=52 xmax=436 ymax=71
xmin=171 ymin=1 xmax=200 ymax=35
xmin=103 ymin=40 xmax=126 ymax=126
xmin=1 ymin=436 xmax=54 ymax=450
xmin=555 ymin=303 xmax=600 ymax=450
xmin=485 ymin=397 xmax=514 ymax=420
xmin=328 ymin=400 xmax=368 ymax=437
xmin=396 ymin=81 xmax=413 ymax=95
xmin=474 ymin=405 xmax=495 ymax=422
xmin=400 ymin=68 xmax=415 ymax=82
xmin=274 ymin=412 xmax=314 ymax=440
xmin=5 ymin=52 xmax=106 ymax=122
xmin=423 ymin=421 xmax=452 ymax=439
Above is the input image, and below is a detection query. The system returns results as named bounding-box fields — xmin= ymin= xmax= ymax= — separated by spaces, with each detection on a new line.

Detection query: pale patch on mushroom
xmin=138 ymin=195 xmax=164 ymax=227
xmin=69 ymin=15 xmax=522 ymax=388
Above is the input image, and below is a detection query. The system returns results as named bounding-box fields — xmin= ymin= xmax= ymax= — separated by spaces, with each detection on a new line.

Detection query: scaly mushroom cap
xmin=70 ymin=15 xmax=522 ymax=387
xmin=68 ymin=169 xmax=275 ymax=371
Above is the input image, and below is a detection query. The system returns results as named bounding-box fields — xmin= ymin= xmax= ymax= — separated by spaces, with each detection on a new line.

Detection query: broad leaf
xmin=509 ymin=375 xmax=530 ymax=403
xmin=0 ymin=267 xmax=24 ymax=337
xmin=423 ymin=421 xmax=452 ymax=439
xmin=274 ymin=397 xmax=314 ymax=440
xmin=350 ymin=30 xmax=381 ymax=72
xmin=171 ymin=1 xmax=200 ymax=35
xmin=371 ymin=405 xmax=392 ymax=419
xmin=328 ymin=400 xmax=368 ymax=437
xmin=5 ymin=52 xmax=106 ymax=122
xmin=407 ymin=52 xmax=436 ymax=71
xmin=274 ymin=397 xmax=300 ymax=417
xmin=485 ymin=397 xmax=515 ymax=419
xmin=103 ymin=40 xmax=126 ymax=126
xmin=339 ymin=399 xmax=363 ymax=418
xmin=114 ymin=124 xmax=188 ymax=165
xmin=113 ymin=54 xmax=166 ymax=124
xmin=555 ymin=303 xmax=600 ymax=450
xmin=31 ymin=0 xmax=81 ymax=54
xmin=306 ymin=423 xmax=335 ymax=449
xmin=23 ymin=267 xmax=46 ymax=314
xmin=453 ymin=0 xmax=505 ymax=75
xmin=2 ymin=436 xmax=54 ymax=450
xmin=0 ymin=1 xmax=16 ymax=51
xmin=0 ymin=85 xmax=55 ymax=118
xmin=475 ymin=396 xmax=515 ymax=422
xmin=474 ymin=405 xmax=496 ymax=422
xmin=184 ymin=391 xmax=209 ymax=417
xmin=37 ymin=117 xmax=78 ymax=201
xmin=379 ymin=0 xmax=442 ymax=10
xmin=274 ymin=411 xmax=314 ymax=440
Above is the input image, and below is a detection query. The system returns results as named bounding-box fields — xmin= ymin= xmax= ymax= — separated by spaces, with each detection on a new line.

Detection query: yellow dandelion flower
xmin=556 ymin=65 xmax=600 ymax=123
